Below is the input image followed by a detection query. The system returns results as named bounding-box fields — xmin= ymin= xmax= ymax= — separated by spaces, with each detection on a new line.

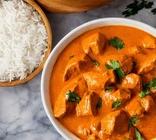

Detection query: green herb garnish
xmin=96 ymin=97 xmax=102 ymax=109
xmin=135 ymin=128 xmax=144 ymax=140
xmin=106 ymin=60 xmax=120 ymax=69
xmin=146 ymin=78 xmax=156 ymax=89
xmin=115 ymin=68 xmax=125 ymax=78
xmin=151 ymin=8 xmax=156 ymax=14
xmin=109 ymin=37 xmax=125 ymax=50
xmin=66 ymin=90 xmax=81 ymax=103
xmin=91 ymin=59 xmax=100 ymax=67
xmin=139 ymin=89 xmax=150 ymax=98
xmin=129 ymin=116 xmax=139 ymax=129
xmin=112 ymin=100 xmax=122 ymax=109
xmin=122 ymin=0 xmax=155 ymax=17
xmin=105 ymin=86 xmax=113 ymax=93
xmin=106 ymin=60 xmax=125 ymax=78
xmin=139 ymin=78 xmax=156 ymax=98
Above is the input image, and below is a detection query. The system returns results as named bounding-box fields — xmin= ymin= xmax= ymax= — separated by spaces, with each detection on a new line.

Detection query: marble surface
xmin=0 ymin=0 xmax=156 ymax=140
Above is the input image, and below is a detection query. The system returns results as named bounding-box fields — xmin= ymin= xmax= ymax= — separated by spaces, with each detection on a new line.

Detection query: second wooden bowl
xmin=0 ymin=0 xmax=52 ymax=87
xmin=36 ymin=0 xmax=111 ymax=13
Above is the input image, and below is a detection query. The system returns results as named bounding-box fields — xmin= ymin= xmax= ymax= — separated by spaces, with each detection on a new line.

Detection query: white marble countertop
xmin=0 ymin=0 xmax=156 ymax=140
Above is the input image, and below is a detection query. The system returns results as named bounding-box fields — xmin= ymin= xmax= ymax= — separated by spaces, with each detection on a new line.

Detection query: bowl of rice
xmin=0 ymin=0 xmax=52 ymax=86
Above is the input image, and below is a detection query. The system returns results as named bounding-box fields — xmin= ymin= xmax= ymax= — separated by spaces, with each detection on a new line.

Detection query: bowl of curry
xmin=41 ymin=18 xmax=156 ymax=140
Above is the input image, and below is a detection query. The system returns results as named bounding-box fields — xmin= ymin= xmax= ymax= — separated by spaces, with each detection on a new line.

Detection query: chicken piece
xmin=107 ymin=55 xmax=134 ymax=74
xmin=54 ymin=91 xmax=75 ymax=118
xmin=64 ymin=54 xmax=91 ymax=81
xmin=65 ymin=76 xmax=88 ymax=97
xmin=149 ymin=85 xmax=156 ymax=100
xmin=74 ymin=76 xmax=88 ymax=97
xmin=99 ymin=130 xmax=134 ymax=140
xmin=127 ymin=46 xmax=144 ymax=56
xmin=76 ymin=92 xmax=99 ymax=116
xmin=151 ymin=88 xmax=156 ymax=95
xmin=98 ymin=130 xmax=108 ymax=140
xmin=125 ymin=95 xmax=155 ymax=117
xmin=121 ymin=73 xmax=142 ymax=92
xmin=82 ymin=32 xmax=106 ymax=55
xmin=120 ymin=56 xmax=134 ymax=74
xmin=125 ymin=97 xmax=145 ymax=117
xmin=104 ymin=70 xmax=116 ymax=84
xmin=83 ymin=70 xmax=115 ymax=91
xmin=54 ymin=76 xmax=87 ymax=118
xmin=99 ymin=125 xmax=135 ymax=140
xmin=83 ymin=72 xmax=103 ymax=91
xmin=101 ymin=110 xmax=129 ymax=135
xmin=78 ymin=125 xmax=91 ymax=137
xmin=104 ymin=89 xmax=131 ymax=108
xmin=141 ymin=68 xmax=156 ymax=83
xmin=136 ymin=53 xmax=156 ymax=74
xmin=140 ymin=35 xmax=156 ymax=49
xmin=109 ymin=128 xmax=135 ymax=140
xmin=90 ymin=119 xmax=101 ymax=135
xmin=121 ymin=127 xmax=135 ymax=140
xmin=87 ymin=134 xmax=96 ymax=140
xmin=140 ymin=95 xmax=155 ymax=112
xmin=112 ymin=89 xmax=131 ymax=103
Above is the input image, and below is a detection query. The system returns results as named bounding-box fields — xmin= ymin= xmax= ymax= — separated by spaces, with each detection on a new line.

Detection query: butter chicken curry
xmin=50 ymin=26 xmax=156 ymax=140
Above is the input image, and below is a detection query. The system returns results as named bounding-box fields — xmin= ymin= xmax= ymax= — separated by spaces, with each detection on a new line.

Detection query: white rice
xmin=0 ymin=0 xmax=48 ymax=82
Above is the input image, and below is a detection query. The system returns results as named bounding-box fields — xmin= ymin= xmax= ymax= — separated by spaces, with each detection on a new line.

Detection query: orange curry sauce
xmin=50 ymin=26 xmax=156 ymax=140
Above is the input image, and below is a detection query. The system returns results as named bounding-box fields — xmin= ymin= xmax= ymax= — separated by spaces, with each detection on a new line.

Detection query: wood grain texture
xmin=0 ymin=0 xmax=52 ymax=87
xmin=36 ymin=0 xmax=111 ymax=13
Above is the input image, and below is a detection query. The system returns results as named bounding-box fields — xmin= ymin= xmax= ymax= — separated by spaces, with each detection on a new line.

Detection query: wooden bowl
xmin=0 ymin=0 xmax=52 ymax=87
xmin=36 ymin=0 xmax=111 ymax=13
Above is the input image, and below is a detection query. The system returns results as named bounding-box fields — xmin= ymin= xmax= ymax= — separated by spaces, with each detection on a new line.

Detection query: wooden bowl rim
xmin=36 ymin=0 xmax=111 ymax=13
xmin=0 ymin=0 xmax=52 ymax=87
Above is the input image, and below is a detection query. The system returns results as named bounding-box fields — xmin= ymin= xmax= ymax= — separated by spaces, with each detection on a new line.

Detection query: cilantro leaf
xmin=105 ymin=60 xmax=125 ymax=79
xmin=105 ymin=86 xmax=114 ymax=93
xmin=105 ymin=60 xmax=120 ymax=69
xmin=96 ymin=97 xmax=102 ymax=109
xmin=91 ymin=59 xmax=100 ymax=67
xmin=66 ymin=90 xmax=81 ymax=103
xmin=139 ymin=78 xmax=156 ymax=98
xmin=129 ymin=116 xmax=139 ymax=129
xmin=116 ymin=68 xmax=125 ymax=78
xmin=112 ymin=100 xmax=122 ymax=109
xmin=122 ymin=0 xmax=155 ymax=17
xmin=109 ymin=37 xmax=125 ymax=50
xmin=135 ymin=128 xmax=144 ymax=140
xmin=147 ymin=78 xmax=156 ymax=89
xmin=139 ymin=89 xmax=150 ymax=98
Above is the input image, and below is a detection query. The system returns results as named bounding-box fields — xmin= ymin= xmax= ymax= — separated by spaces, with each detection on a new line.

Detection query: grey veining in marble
xmin=0 ymin=0 xmax=156 ymax=140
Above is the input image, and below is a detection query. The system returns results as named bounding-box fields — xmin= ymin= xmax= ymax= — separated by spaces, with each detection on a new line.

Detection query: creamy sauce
xmin=50 ymin=26 xmax=156 ymax=140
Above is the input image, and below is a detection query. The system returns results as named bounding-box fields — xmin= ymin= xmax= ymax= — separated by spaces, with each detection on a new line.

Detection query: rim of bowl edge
xmin=41 ymin=17 xmax=156 ymax=140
